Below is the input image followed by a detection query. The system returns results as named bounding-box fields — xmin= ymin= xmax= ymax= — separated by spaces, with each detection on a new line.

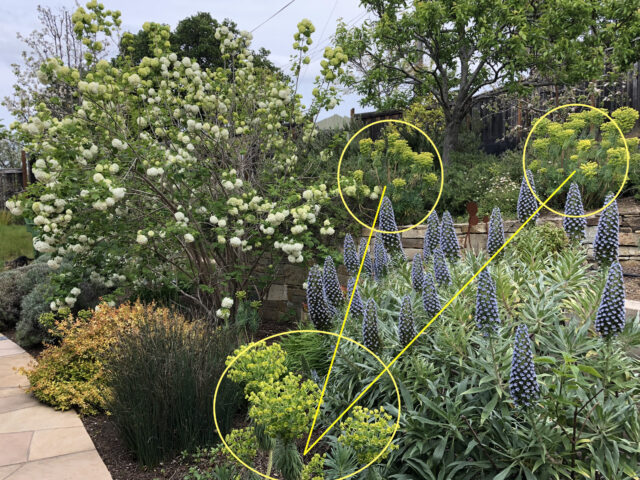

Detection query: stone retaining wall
xmin=261 ymin=202 xmax=640 ymax=322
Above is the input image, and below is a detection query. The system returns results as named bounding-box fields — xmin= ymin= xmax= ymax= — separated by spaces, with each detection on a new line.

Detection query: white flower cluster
xmin=274 ymin=238 xmax=304 ymax=263
xmin=320 ymin=219 xmax=335 ymax=236
xmin=5 ymin=200 xmax=24 ymax=216
xmin=216 ymin=296 xmax=234 ymax=319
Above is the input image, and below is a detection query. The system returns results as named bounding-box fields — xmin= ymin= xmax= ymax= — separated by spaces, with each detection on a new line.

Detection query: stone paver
xmin=0 ymin=334 xmax=111 ymax=479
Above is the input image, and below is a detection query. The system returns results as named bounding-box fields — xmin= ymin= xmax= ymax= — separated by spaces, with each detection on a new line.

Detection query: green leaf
xmin=481 ymin=395 xmax=498 ymax=425
xmin=577 ymin=365 xmax=602 ymax=378
xmin=492 ymin=464 xmax=514 ymax=480
xmin=534 ymin=356 xmax=556 ymax=364
xmin=433 ymin=436 xmax=446 ymax=461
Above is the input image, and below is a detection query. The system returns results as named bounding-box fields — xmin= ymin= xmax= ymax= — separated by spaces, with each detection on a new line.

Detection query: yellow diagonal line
xmin=304 ymin=185 xmax=388 ymax=454
xmin=304 ymin=171 xmax=576 ymax=454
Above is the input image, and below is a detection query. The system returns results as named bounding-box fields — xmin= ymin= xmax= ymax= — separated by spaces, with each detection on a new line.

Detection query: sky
xmin=0 ymin=0 xmax=370 ymax=127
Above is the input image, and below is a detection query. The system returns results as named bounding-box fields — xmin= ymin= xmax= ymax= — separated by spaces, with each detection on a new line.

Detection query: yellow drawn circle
xmin=213 ymin=329 xmax=401 ymax=480
xmin=522 ymin=103 xmax=629 ymax=218
xmin=337 ymin=119 xmax=444 ymax=234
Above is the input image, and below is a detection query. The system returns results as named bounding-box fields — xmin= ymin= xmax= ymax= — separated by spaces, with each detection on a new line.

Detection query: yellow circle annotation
xmin=522 ymin=103 xmax=629 ymax=218
xmin=213 ymin=329 xmax=401 ymax=480
xmin=337 ymin=119 xmax=444 ymax=234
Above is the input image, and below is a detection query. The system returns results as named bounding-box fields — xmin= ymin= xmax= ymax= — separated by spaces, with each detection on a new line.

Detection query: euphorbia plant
xmin=7 ymin=2 xmax=346 ymax=321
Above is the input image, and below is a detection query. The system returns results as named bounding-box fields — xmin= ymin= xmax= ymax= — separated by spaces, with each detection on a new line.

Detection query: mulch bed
xmin=81 ymin=414 xmax=190 ymax=480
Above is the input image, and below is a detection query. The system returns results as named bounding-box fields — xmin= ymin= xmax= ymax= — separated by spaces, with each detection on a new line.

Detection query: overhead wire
xmin=250 ymin=0 xmax=298 ymax=33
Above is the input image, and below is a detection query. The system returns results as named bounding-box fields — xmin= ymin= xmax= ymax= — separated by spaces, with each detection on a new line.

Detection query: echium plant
xmin=378 ymin=196 xmax=405 ymax=259
xmin=509 ymin=324 xmax=540 ymax=408
xmin=593 ymin=192 xmax=619 ymax=266
xmin=595 ymin=261 xmax=626 ymax=337
xmin=373 ymin=237 xmax=389 ymax=281
xmin=425 ymin=211 xmax=440 ymax=258
xmin=323 ymin=256 xmax=344 ymax=309
xmin=411 ymin=253 xmax=425 ymax=291
xmin=6 ymin=3 xmax=347 ymax=320
xmin=347 ymin=277 xmax=365 ymax=318
xmin=306 ymin=265 xmax=333 ymax=330
xmin=486 ymin=207 xmax=505 ymax=257
xmin=422 ymin=271 xmax=441 ymax=319
xmin=474 ymin=269 xmax=500 ymax=335
xmin=433 ymin=247 xmax=451 ymax=286
xmin=398 ymin=295 xmax=416 ymax=348
xmin=362 ymin=298 xmax=381 ymax=352
xmin=517 ymin=169 xmax=540 ymax=224
xmin=359 ymin=237 xmax=373 ymax=277
xmin=562 ymin=182 xmax=587 ymax=242
xmin=343 ymin=233 xmax=359 ymax=276
xmin=439 ymin=211 xmax=459 ymax=262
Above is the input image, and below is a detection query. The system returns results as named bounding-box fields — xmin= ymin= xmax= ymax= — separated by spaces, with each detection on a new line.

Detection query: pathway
xmin=0 ymin=334 xmax=111 ymax=480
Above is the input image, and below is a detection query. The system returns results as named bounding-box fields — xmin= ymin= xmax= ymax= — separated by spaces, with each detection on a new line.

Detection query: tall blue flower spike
xmin=398 ymin=295 xmax=416 ymax=348
xmin=378 ymin=196 xmax=406 ymax=259
xmin=411 ymin=253 xmax=425 ymax=291
xmin=433 ymin=247 xmax=452 ymax=286
xmin=440 ymin=211 xmax=460 ymax=262
xmin=358 ymin=237 xmax=373 ymax=277
xmin=474 ymin=269 xmax=501 ymax=335
xmin=509 ymin=324 xmax=540 ymax=408
xmin=347 ymin=277 xmax=365 ymax=318
xmin=422 ymin=271 xmax=441 ymax=319
xmin=517 ymin=169 xmax=539 ymax=225
xmin=323 ymin=256 xmax=344 ymax=309
xmin=362 ymin=298 xmax=381 ymax=352
xmin=373 ymin=238 xmax=389 ymax=281
xmin=343 ymin=233 xmax=360 ymax=277
xmin=595 ymin=261 xmax=626 ymax=337
xmin=562 ymin=182 xmax=587 ymax=242
xmin=593 ymin=192 xmax=619 ymax=267
xmin=306 ymin=265 xmax=332 ymax=330
xmin=487 ymin=207 xmax=505 ymax=257
xmin=426 ymin=211 xmax=441 ymax=257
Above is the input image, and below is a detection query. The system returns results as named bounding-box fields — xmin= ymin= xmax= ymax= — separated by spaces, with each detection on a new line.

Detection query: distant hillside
xmin=317 ymin=114 xmax=350 ymax=130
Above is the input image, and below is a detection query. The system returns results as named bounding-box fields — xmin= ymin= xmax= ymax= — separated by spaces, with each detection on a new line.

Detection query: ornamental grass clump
xmin=486 ymin=206 xmax=505 ymax=257
xmin=593 ymin=192 xmax=619 ymax=266
xmin=359 ymin=237 xmax=373 ymax=277
xmin=411 ymin=253 xmax=425 ymax=291
xmin=343 ymin=233 xmax=360 ymax=276
xmin=398 ymin=295 xmax=416 ymax=347
xmin=362 ymin=298 xmax=381 ymax=352
xmin=306 ymin=265 xmax=333 ymax=330
xmin=562 ymin=182 xmax=587 ymax=242
xmin=323 ymin=256 xmax=344 ymax=308
xmin=422 ymin=271 xmax=441 ymax=319
xmin=347 ymin=277 xmax=365 ymax=318
xmin=474 ymin=269 xmax=500 ymax=335
xmin=439 ymin=211 xmax=460 ymax=262
xmin=509 ymin=324 xmax=540 ymax=408
xmin=378 ymin=196 xmax=406 ymax=259
xmin=517 ymin=169 xmax=540 ymax=224
xmin=595 ymin=261 xmax=626 ymax=337
xmin=433 ymin=247 xmax=451 ymax=286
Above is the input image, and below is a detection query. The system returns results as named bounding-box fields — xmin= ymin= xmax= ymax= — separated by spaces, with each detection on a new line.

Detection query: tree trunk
xmin=441 ymin=118 xmax=461 ymax=166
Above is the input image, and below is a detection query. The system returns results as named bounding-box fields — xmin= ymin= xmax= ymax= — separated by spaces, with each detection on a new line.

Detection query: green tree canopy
xmin=334 ymin=0 xmax=640 ymax=164
xmin=120 ymin=12 xmax=276 ymax=71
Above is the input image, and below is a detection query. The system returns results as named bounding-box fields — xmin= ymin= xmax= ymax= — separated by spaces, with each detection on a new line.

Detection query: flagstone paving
xmin=0 ymin=334 xmax=111 ymax=480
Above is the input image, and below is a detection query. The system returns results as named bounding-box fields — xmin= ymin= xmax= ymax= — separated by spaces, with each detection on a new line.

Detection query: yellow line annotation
xmin=304 ymin=185 xmax=388 ymax=454
xmin=303 ymin=171 xmax=576 ymax=455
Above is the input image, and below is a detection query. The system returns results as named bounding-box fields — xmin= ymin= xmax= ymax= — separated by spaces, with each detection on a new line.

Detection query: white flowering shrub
xmin=8 ymin=2 xmax=346 ymax=320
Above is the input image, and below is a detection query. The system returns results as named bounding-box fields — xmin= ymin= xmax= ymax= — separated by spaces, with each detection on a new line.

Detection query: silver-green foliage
xmin=315 ymin=237 xmax=640 ymax=479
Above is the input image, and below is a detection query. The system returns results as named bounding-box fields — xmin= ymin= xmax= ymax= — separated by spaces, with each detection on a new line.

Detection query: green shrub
xmin=16 ymin=278 xmax=55 ymax=347
xmin=508 ymin=222 xmax=569 ymax=265
xmin=0 ymin=262 xmax=50 ymax=330
xmin=21 ymin=302 xmax=156 ymax=414
xmin=105 ymin=312 xmax=242 ymax=466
